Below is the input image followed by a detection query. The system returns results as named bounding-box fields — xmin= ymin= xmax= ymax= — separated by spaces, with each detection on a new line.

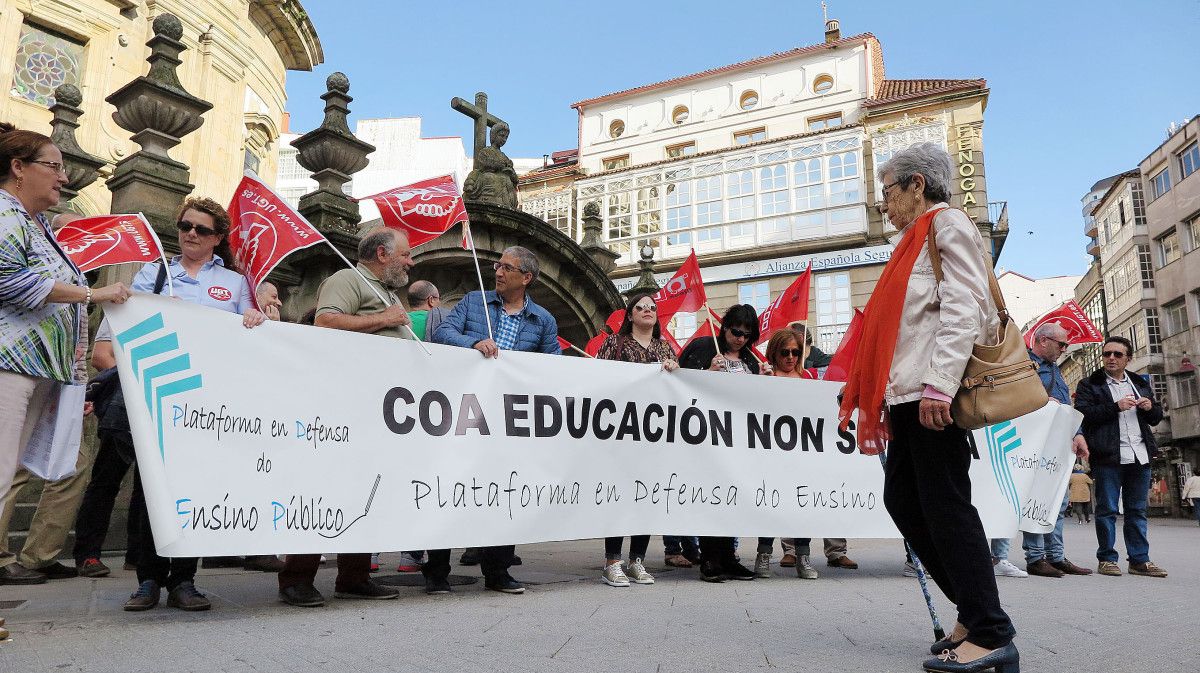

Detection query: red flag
xmin=682 ymin=307 xmax=723 ymax=351
xmin=54 ymin=214 xmax=163 ymax=272
xmin=557 ymin=336 xmax=571 ymax=351
xmin=1023 ymin=300 xmax=1104 ymax=348
xmin=758 ymin=264 xmax=812 ymax=341
xmin=362 ymin=175 xmax=468 ymax=248
xmin=661 ymin=329 xmax=682 ymax=356
xmin=653 ymin=251 xmax=707 ymax=322
xmin=585 ymin=331 xmax=609 ymax=357
xmin=823 ymin=309 xmax=865 ymax=382
xmin=605 ymin=310 xmax=626 ymax=333
xmin=227 ymin=172 xmax=325 ymax=301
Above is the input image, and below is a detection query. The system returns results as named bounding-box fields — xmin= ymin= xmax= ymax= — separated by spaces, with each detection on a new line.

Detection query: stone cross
xmin=451 ymin=92 xmax=506 ymax=159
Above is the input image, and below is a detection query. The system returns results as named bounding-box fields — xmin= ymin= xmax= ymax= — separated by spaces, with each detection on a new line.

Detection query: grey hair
xmin=877 ymin=142 xmax=953 ymax=203
xmin=503 ymin=245 xmax=539 ymax=284
xmin=407 ymin=279 xmax=438 ymax=306
xmin=358 ymin=227 xmax=404 ymax=262
xmin=1033 ymin=321 xmax=1068 ymax=340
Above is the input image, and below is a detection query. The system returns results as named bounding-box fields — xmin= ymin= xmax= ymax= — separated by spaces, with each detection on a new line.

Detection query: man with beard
xmin=277 ymin=227 xmax=413 ymax=608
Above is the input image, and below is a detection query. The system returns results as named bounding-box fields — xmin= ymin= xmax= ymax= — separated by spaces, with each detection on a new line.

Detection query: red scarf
xmin=837 ymin=207 xmax=944 ymax=455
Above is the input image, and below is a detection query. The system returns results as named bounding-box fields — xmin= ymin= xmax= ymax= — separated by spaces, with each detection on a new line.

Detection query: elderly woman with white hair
xmin=838 ymin=142 xmax=1018 ymax=673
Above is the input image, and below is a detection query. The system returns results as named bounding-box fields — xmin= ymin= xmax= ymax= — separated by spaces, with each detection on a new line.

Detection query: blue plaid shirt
xmin=494 ymin=297 xmax=528 ymax=351
xmin=1029 ymin=349 xmax=1071 ymax=405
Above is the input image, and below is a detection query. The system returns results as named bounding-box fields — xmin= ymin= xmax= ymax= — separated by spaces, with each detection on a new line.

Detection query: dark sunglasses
xmin=1102 ymin=350 xmax=1128 ymax=359
xmin=1043 ymin=337 xmax=1069 ymax=349
xmin=778 ymin=348 xmax=804 ymax=358
xmin=176 ymin=220 xmax=220 ymax=237
xmin=727 ymin=327 xmax=751 ymax=339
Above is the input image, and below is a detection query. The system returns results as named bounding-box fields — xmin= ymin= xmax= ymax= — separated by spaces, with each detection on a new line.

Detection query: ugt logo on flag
xmin=54 ymin=214 xmax=162 ymax=272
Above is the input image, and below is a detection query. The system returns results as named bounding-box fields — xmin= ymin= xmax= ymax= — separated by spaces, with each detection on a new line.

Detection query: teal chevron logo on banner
xmin=985 ymin=420 xmax=1022 ymax=518
xmin=115 ymin=312 xmax=203 ymax=460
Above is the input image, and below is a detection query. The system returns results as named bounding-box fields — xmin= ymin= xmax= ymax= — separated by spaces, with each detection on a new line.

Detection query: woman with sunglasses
xmin=677 ymin=303 xmax=762 ymax=582
xmin=122 ymin=196 xmax=266 ymax=614
xmin=593 ymin=293 xmax=679 ymax=587
xmin=753 ymin=328 xmax=822 ymax=580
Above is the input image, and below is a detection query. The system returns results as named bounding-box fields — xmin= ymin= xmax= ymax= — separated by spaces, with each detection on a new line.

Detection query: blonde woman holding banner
xmin=122 ymin=197 xmax=267 ymax=613
xmin=594 ymin=292 xmax=678 ymax=587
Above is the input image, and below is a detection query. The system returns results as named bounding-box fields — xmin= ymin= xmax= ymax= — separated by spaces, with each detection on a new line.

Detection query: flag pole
xmin=462 ymin=221 xmax=495 ymax=343
xmin=321 ymin=240 xmax=431 ymax=355
xmin=702 ymin=303 xmax=723 ymax=364
xmin=568 ymin=343 xmax=594 ymax=358
xmin=139 ymin=212 xmax=174 ymax=297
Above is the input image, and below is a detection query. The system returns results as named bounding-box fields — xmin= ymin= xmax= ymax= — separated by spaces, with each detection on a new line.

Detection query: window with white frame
xmin=726 ymin=170 xmax=755 ymax=238
xmin=738 ymin=281 xmax=771 ymax=313
xmin=827 ymin=152 xmax=860 ymax=206
xmin=1188 ymin=215 xmax=1200 ymax=252
xmin=665 ymin=181 xmax=692 ymax=246
xmin=695 ymin=175 xmax=722 ymax=243
xmin=636 ymin=186 xmax=662 ymax=236
xmin=734 ymin=128 xmax=766 ymax=145
xmin=1174 ymin=375 xmax=1199 ymax=407
xmin=1151 ymin=168 xmax=1171 ymax=199
xmin=815 ymin=273 xmax=852 ymax=326
xmin=1145 ymin=308 xmax=1163 ymax=355
xmin=1163 ymin=300 xmax=1190 ymax=337
xmin=672 ymin=312 xmax=697 ymax=341
xmin=666 ymin=142 xmax=696 ymax=159
xmin=1158 ymin=229 xmax=1181 ymax=267
xmin=807 ymin=112 xmax=843 ymax=132
xmin=1180 ymin=142 xmax=1199 ymax=180
xmin=1138 ymin=245 xmax=1155 ymax=288
xmin=793 ymin=158 xmax=824 ymax=211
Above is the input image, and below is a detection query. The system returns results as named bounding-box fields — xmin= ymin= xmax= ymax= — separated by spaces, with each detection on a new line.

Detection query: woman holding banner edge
xmin=837 ymin=143 xmax=1017 ymax=673
xmin=121 ymin=196 xmax=267 ymax=613
xmin=594 ymin=292 xmax=679 ymax=587
xmin=0 ymin=124 xmax=131 ymax=607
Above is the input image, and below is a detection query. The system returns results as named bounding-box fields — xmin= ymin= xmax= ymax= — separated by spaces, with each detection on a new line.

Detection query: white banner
xmin=104 ymin=295 xmax=1078 ymax=557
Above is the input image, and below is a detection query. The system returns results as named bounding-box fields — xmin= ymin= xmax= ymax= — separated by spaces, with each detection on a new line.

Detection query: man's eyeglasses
xmin=727 ymin=327 xmax=751 ymax=339
xmin=633 ymin=304 xmax=656 ymax=313
xmin=778 ymin=348 xmax=804 ymax=358
xmin=493 ymin=262 xmax=526 ymax=274
xmin=176 ymin=220 xmax=219 ymax=237
xmin=1102 ymin=350 xmax=1128 ymax=359
xmin=1043 ymin=337 xmax=1069 ymax=349
xmin=29 ymin=160 xmax=67 ymax=175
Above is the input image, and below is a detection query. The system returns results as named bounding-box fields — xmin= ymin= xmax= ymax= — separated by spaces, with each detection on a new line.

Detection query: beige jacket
xmin=886 ymin=204 xmax=1000 ymax=406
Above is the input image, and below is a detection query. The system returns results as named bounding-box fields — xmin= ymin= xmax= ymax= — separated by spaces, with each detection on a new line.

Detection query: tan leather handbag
xmin=927 ymin=221 xmax=1048 ymax=430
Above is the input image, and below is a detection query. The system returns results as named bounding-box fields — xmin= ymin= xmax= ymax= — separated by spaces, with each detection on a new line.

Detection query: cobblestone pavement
xmin=1 ymin=519 xmax=1195 ymax=673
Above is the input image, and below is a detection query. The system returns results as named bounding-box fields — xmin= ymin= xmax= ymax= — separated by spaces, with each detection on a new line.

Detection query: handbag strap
xmin=924 ymin=209 xmax=1011 ymax=324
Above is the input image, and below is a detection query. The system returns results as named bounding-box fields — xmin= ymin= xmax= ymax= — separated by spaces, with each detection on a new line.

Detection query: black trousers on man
xmin=130 ymin=468 xmax=197 ymax=590
xmin=882 ymin=401 xmax=1015 ymax=650
xmin=423 ymin=545 xmax=514 ymax=581
xmin=698 ymin=536 xmax=737 ymax=566
xmin=72 ymin=436 xmax=143 ymax=566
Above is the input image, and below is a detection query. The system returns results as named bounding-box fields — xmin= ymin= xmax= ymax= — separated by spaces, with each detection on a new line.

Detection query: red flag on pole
xmin=605 ymin=310 xmax=625 ymax=333
xmin=54 ymin=214 xmax=164 ymax=272
xmin=758 ymin=264 xmax=812 ymax=341
xmin=1023 ymin=300 xmax=1104 ymax=348
xmin=585 ymin=331 xmax=609 ymax=357
xmin=227 ymin=172 xmax=324 ymax=302
xmin=361 ymin=175 xmax=468 ymax=248
xmin=823 ymin=309 xmax=865 ymax=382
xmin=557 ymin=336 xmax=571 ymax=351
xmin=653 ymin=251 xmax=707 ymax=322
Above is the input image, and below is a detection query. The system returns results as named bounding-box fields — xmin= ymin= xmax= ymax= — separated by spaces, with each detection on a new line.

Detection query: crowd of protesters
xmin=2 ymin=125 xmax=1179 ymax=670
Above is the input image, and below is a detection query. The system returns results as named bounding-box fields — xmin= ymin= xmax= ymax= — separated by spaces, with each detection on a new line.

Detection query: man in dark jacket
xmin=430 ymin=245 xmax=560 ymax=595
xmin=1073 ymin=336 xmax=1167 ymax=578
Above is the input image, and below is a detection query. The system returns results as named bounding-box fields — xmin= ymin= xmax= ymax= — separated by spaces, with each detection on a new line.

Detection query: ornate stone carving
xmin=292 ymin=72 xmax=375 ymax=235
xmin=627 ymin=242 xmax=662 ymax=297
xmin=452 ymin=92 xmax=517 ymax=209
xmin=47 ymin=84 xmax=104 ymax=215
xmin=578 ymin=197 xmax=619 ymax=274
xmin=104 ymin=12 xmax=212 ymax=232
xmin=583 ymin=200 xmax=600 ymax=218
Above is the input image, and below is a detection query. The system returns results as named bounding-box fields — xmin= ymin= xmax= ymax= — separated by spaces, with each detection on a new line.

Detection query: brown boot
xmin=1026 ymin=558 xmax=1064 ymax=578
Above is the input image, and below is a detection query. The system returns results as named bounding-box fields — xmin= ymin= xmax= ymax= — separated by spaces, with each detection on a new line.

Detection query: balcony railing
xmin=987 ymin=201 xmax=1008 ymax=230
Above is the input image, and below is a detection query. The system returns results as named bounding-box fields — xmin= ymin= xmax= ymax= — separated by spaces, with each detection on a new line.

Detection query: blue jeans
xmin=1093 ymin=462 xmax=1152 ymax=564
xmin=1022 ymin=490 xmax=1071 ymax=563
xmin=1191 ymin=498 xmax=1200 ymax=524
xmin=989 ymin=537 xmax=1010 ymax=560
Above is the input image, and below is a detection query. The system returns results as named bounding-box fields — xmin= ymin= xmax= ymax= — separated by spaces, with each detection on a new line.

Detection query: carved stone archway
xmin=402 ymin=201 xmax=624 ymax=346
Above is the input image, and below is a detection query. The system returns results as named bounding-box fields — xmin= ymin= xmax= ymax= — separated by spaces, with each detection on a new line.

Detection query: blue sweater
xmin=434 ymin=290 xmax=561 ymax=355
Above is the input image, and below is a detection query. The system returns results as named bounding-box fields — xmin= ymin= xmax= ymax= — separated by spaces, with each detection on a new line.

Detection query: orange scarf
xmin=837 ymin=207 xmax=944 ymax=455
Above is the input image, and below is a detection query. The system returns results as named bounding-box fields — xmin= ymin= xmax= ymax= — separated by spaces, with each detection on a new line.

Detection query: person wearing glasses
xmin=1019 ymin=322 xmax=1092 ymax=579
xmin=677 ymin=303 xmax=762 ymax=582
xmin=1074 ymin=335 xmax=1167 ymax=579
xmin=0 ymin=124 xmax=131 ymax=604
xmin=432 ymin=245 xmax=561 ymax=595
xmin=122 ymin=197 xmax=268 ymax=613
xmin=593 ymin=292 xmax=679 ymax=587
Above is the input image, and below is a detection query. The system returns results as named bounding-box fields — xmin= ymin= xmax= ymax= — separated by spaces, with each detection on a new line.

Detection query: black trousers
xmin=604 ymin=535 xmax=650 ymax=560
xmin=72 ymin=436 xmax=144 ymax=565
xmin=698 ymin=536 xmax=737 ymax=566
xmin=131 ymin=468 xmax=197 ymax=590
xmin=883 ymin=401 xmax=1015 ymax=649
xmin=423 ymin=545 xmax=514 ymax=581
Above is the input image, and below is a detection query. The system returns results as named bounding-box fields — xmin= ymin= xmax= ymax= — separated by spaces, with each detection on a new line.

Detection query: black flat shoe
xmin=923 ymin=642 xmax=1019 ymax=673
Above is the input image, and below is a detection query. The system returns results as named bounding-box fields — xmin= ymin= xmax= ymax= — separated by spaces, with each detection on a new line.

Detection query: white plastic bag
xmin=21 ymin=383 xmax=85 ymax=481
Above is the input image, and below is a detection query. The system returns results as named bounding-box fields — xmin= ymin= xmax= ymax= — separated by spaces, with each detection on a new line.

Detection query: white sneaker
xmin=602 ymin=562 xmax=631 ymax=587
xmin=903 ymin=561 xmax=918 ymax=577
xmin=754 ymin=552 xmax=772 ymax=578
xmin=993 ymin=559 xmax=1028 ymax=578
xmin=626 ymin=558 xmax=654 ymax=584
xmin=796 ymin=555 xmax=819 ymax=580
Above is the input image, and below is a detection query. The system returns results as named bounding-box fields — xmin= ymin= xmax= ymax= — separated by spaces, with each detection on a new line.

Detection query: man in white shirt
xmin=1073 ymin=336 xmax=1167 ymax=578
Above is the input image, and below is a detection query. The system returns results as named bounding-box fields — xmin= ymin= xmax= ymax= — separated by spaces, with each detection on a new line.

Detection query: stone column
xmin=282 ymin=73 xmax=375 ymax=318
xmin=46 ymin=84 xmax=105 ymax=216
xmin=627 ymin=242 xmax=661 ymax=297
xmin=579 ymin=200 xmax=620 ymax=275
xmin=104 ymin=13 xmax=212 ymax=238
